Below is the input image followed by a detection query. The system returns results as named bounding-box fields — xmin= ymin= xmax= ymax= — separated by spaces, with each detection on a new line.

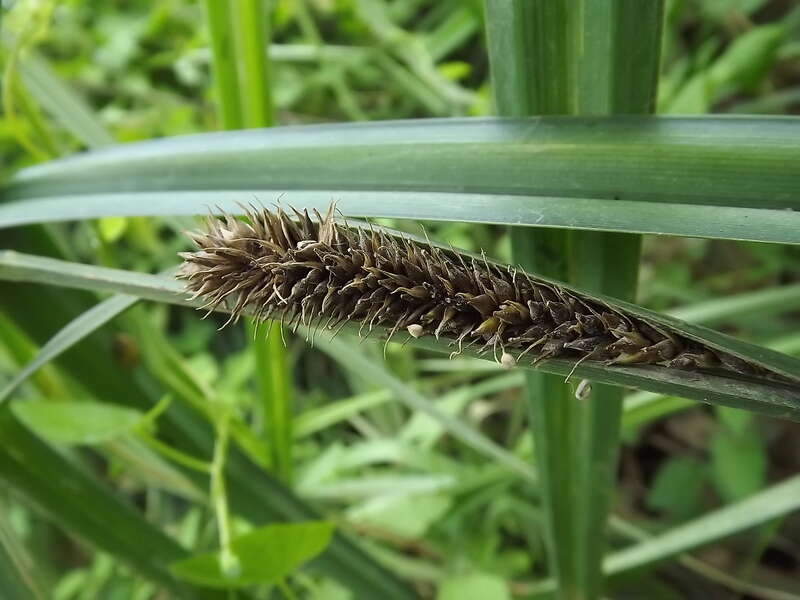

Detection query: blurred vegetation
xmin=1 ymin=0 xmax=800 ymax=598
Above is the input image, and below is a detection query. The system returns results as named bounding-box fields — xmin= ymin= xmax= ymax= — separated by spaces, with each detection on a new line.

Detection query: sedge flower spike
xmin=178 ymin=204 xmax=772 ymax=378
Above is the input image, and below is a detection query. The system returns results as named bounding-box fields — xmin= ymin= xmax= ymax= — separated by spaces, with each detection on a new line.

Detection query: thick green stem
xmin=234 ymin=0 xmax=275 ymax=128
xmin=203 ymin=1 xmax=243 ymax=130
xmin=484 ymin=1 xmax=664 ymax=597
xmin=211 ymin=411 xmax=238 ymax=578
xmin=247 ymin=321 xmax=293 ymax=482
xmin=205 ymin=0 xmax=292 ymax=483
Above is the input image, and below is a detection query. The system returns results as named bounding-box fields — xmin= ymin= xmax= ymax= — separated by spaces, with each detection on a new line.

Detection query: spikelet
xmin=177 ymin=204 xmax=767 ymax=378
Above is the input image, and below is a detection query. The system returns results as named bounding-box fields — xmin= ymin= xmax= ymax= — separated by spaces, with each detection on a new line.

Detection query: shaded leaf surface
xmin=11 ymin=401 xmax=143 ymax=445
xmin=170 ymin=522 xmax=334 ymax=588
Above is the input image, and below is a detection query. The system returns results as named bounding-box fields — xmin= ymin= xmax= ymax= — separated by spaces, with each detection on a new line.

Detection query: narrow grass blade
xmin=621 ymin=392 xmax=695 ymax=433
xmin=529 ymin=475 xmax=800 ymax=597
xmin=294 ymin=389 xmax=394 ymax=438
xmin=669 ymin=283 xmax=800 ymax=325
xmin=0 ymin=312 xmax=68 ymax=399
xmin=503 ymin=227 xmax=575 ymax=591
xmin=295 ymin=376 xmax=517 ymax=444
xmin=567 ymin=8 xmax=663 ymax=592
xmin=0 ymin=505 xmax=47 ymax=600
xmin=604 ymin=473 xmax=800 ymax=574
xmin=0 ymin=294 xmax=138 ymax=403
xmin=7 ymin=116 xmax=797 ymax=210
xmin=19 ymin=53 xmax=115 ymax=149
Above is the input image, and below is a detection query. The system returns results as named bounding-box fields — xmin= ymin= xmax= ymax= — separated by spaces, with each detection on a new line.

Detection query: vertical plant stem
xmin=206 ymin=0 xmax=292 ymax=482
xmin=233 ymin=0 xmax=293 ymax=483
xmin=235 ymin=0 xmax=275 ymax=128
xmin=247 ymin=321 xmax=293 ymax=482
xmin=568 ymin=5 xmax=663 ymax=594
xmin=203 ymin=0 xmax=243 ymax=130
xmin=484 ymin=1 xmax=664 ymax=598
xmin=210 ymin=410 xmax=239 ymax=577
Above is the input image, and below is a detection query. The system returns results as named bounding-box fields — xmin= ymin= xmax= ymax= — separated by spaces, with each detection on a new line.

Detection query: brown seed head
xmin=178 ymin=204 xmax=771 ymax=377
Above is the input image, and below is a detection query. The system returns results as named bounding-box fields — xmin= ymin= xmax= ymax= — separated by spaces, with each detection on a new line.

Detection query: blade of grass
xmin=0 ymin=502 xmax=48 ymax=600
xmin=604 ymin=473 xmax=800 ymax=575
xmin=483 ymin=0 xmax=581 ymax=583
xmin=607 ymin=519 xmax=800 ymax=600
xmin=0 ymin=312 xmax=68 ymax=399
xmin=484 ymin=3 xmax=664 ymax=599
xmin=0 ymin=293 xmax=138 ymax=403
xmin=223 ymin=0 xmax=292 ymax=482
xmin=669 ymin=283 xmax=800 ymax=325
xmin=295 ymin=372 xmax=522 ymax=440
xmin=524 ymin=474 xmax=800 ymax=596
xmin=294 ymin=388 xmax=394 ymax=439
xmin=2 ymin=252 xmax=797 ymax=418
xmin=18 ymin=52 xmax=115 ymax=149
xmin=3 ymin=190 xmax=798 ymax=246
xmin=424 ymin=4 xmax=479 ymax=63
xmin=621 ymin=392 xmax=695 ymax=434
xmin=2 ymin=34 xmax=60 ymax=161
xmin=3 ymin=117 xmax=800 ymax=244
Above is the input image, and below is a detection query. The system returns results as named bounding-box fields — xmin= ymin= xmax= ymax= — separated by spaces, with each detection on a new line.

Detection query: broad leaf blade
xmin=437 ymin=572 xmax=510 ymax=600
xmin=11 ymin=401 xmax=143 ymax=445
xmin=3 ymin=117 xmax=800 ymax=244
xmin=170 ymin=522 xmax=334 ymax=588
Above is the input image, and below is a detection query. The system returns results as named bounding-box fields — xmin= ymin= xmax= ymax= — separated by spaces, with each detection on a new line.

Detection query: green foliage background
xmin=1 ymin=0 xmax=800 ymax=599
